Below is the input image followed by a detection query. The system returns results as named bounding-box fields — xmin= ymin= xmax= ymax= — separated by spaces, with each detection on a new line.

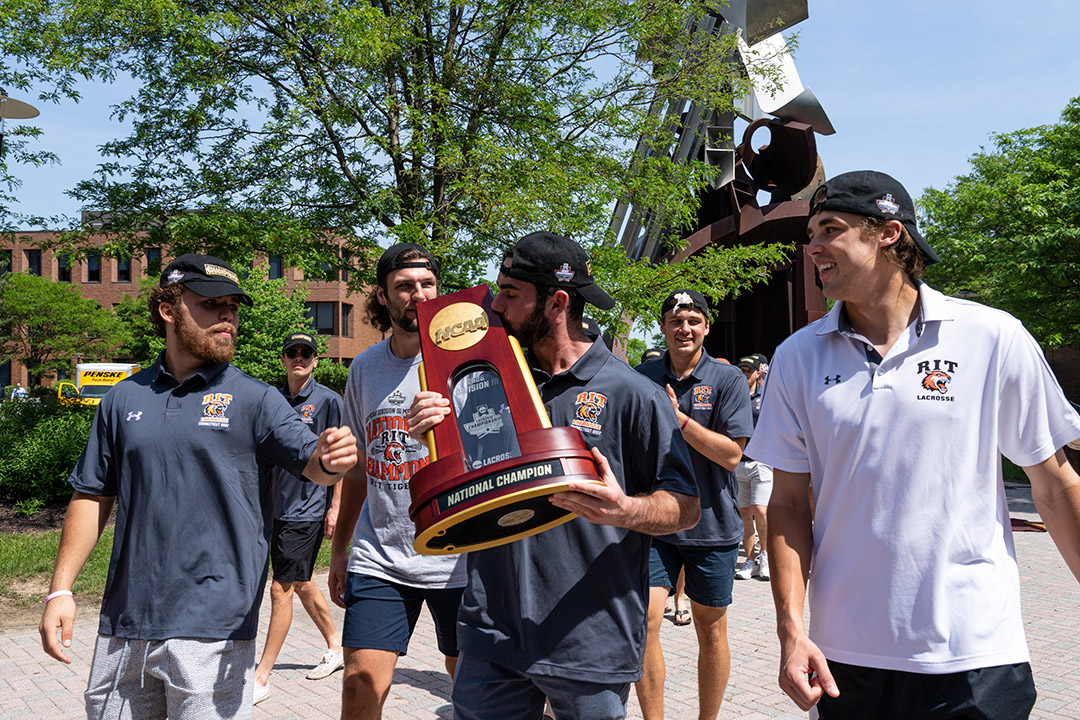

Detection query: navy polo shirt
xmin=637 ymin=349 xmax=753 ymax=546
xmin=270 ymin=377 xmax=343 ymax=521
xmin=457 ymin=339 xmax=698 ymax=683
xmin=69 ymin=354 xmax=319 ymax=641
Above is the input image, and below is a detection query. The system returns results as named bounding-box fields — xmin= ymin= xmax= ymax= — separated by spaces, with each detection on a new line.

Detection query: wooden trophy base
xmin=409 ymin=426 xmax=603 ymax=555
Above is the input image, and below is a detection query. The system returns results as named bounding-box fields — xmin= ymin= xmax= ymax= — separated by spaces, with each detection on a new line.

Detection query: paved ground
xmin=4 ymin=483 xmax=1080 ymax=719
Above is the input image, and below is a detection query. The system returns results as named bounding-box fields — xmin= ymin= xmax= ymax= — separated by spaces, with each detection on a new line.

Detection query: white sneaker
xmin=252 ymin=680 xmax=270 ymax=705
xmin=306 ymin=648 xmax=344 ymax=680
xmin=753 ymin=552 xmax=770 ymax=580
xmin=734 ymin=557 xmax=754 ymax=580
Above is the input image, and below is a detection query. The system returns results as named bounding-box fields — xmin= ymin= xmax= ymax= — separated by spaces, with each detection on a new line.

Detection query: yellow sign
xmin=429 ymin=303 xmax=489 ymax=351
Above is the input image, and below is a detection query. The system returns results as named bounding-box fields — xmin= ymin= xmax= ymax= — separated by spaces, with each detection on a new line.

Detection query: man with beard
xmin=408 ymin=232 xmax=700 ymax=719
xmin=39 ymin=254 xmax=359 ymax=720
xmin=329 ymin=243 xmax=466 ymax=720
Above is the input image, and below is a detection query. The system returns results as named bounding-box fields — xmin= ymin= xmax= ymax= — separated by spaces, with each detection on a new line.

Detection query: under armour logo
xmin=126 ymin=411 xmax=143 ymax=422
xmin=824 ymin=375 xmax=841 ymax=386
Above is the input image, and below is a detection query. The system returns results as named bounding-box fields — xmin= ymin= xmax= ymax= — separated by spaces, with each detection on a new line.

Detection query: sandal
xmin=673 ymin=608 xmax=691 ymax=626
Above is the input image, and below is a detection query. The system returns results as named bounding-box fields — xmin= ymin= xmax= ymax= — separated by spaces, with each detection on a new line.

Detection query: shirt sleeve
xmin=997 ymin=320 xmax=1080 ymax=466
xmin=710 ymin=367 xmax=754 ymax=440
xmin=743 ymin=347 xmax=812 ymax=474
xmin=256 ymin=387 xmax=320 ymax=476
xmin=629 ymin=382 xmax=699 ymax=499
xmin=68 ymin=399 xmax=118 ymax=497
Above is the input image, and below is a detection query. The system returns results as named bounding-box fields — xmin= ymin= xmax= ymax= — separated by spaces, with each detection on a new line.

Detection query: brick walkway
xmin=4 ymin=484 xmax=1079 ymax=718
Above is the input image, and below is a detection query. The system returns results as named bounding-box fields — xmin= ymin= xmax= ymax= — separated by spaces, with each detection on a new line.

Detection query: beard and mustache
xmin=173 ymin=301 xmax=237 ymax=365
xmin=501 ymin=300 xmax=552 ymax=349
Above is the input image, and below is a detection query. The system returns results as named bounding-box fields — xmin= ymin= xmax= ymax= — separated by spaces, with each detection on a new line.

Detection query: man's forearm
xmin=768 ymin=471 xmax=815 ymax=643
xmin=624 ymin=490 xmax=700 ymax=535
xmin=680 ymin=416 xmax=745 ymax=471
xmin=331 ymin=464 xmax=367 ymax=557
xmin=50 ymin=492 xmax=114 ymax=592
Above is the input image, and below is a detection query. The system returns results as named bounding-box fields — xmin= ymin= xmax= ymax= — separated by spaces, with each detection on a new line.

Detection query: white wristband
xmin=44 ymin=590 xmax=73 ymax=604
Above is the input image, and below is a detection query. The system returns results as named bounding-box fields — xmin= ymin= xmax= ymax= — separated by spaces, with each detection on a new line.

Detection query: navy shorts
xmin=452 ymin=651 xmax=630 ymax=720
xmin=648 ymin=539 xmax=738 ymax=608
xmin=341 ymin=572 xmax=463 ymax=657
xmin=816 ymin=660 xmax=1036 ymax=720
xmin=269 ymin=519 xmax=324 ymax=584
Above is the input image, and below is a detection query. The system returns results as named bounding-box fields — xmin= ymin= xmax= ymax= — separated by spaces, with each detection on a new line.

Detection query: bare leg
xmin=341 ymin=647 xmax=399 ymax=720
xmin=691 ymin=602 xmax=730 ymax=720
xmin=738 ymin=506 xmax=757 ymax=562
xmin=255 ymin=580 xmax=294 ymax=687
xmin=751 ymin=504 xmax=768 ymax=560
xmin=634 ymin=586 xmax=671 ymax=720
xmin=295 ymin=579 xmax=341 ymax=652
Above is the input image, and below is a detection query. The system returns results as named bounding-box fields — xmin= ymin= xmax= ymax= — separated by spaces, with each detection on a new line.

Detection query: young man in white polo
xmin=747 ymin=171 xmax=1080 ymax=719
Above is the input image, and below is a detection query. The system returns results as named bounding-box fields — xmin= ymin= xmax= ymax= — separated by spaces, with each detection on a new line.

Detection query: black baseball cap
xmin=500 ymin=232 xmax=615 ymax=310
xmin=376 ymin=243 xmax=439 ymax=285
xmin=160 ymin=253 xmax=253 ymax=305
xmin=282 ymin=331 xmax=317 ymax=353
xmin=640 ymin=347 xmax=665 ymax=364
xmin=737 ymin=353 xmax=768 ymax=371
xmin=808 ymin=170 xmax=940 ymax=265
xmin=660 ymin=289 xmax=710 ymax=318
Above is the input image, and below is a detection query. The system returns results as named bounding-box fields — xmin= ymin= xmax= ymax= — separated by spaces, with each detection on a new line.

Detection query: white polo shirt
xmin=746 ymin=282 xmax=1080 ymax=673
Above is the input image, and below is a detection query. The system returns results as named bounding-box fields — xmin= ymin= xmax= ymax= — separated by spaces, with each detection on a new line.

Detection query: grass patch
xmin=0 ymin=527 xmax=334 ymax=604
xmin=1002 ymin=457 xmax=1029 ymax=483
xmin=0 ymin=527 xmax=115 ymax=600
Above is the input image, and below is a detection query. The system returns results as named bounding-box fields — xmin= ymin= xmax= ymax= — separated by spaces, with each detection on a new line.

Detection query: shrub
xmin=313 ymin=361 xmax=350 ymax=396
xmin=0 ymin=397 xmax=94 ymax=512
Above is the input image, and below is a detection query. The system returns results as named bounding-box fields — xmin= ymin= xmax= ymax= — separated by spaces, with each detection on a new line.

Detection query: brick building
xmin=1 ymin=232 xmax=384 ymax=388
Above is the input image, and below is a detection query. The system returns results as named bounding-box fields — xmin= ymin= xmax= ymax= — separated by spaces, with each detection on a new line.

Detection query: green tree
xmin=0 ymin=272 xmax=130 ymax=383
xmin=7 ymin=0 xmax=790 ymax=332
xmin=114 ymin=263 xmax=329 ymax=385
xmin=921 ymin=97 xmax=1080 ymax=348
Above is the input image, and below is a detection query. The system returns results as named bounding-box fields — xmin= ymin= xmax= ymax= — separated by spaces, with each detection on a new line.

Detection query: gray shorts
xmin=85 ymin=635 xmax=256 ymax=720
xmin=736 ymin=459 xmax=773 ymax=507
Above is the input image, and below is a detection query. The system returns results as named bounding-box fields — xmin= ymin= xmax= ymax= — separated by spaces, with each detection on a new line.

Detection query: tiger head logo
xmin=693 ymin=385 xmax=713 ymax=405
xmin=300 ymin=404 xmax=316 ymax=419
xmin=576 ymin=403 xmax=602 ymax=421
xmin=201 ymin=392 xmax=233 ymax=417
xmin=384 ymin=442 xmax=403 ymax=463
xmin=921 ymin=370 xmax=951 ymax=394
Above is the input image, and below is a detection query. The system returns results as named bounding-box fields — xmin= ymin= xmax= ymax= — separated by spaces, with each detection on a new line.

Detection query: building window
xmin=25 ymin=249 xmax=42 ymax=275
xmin=57 ymin=254 xmax=72 ymax=283
xmin=341 ymin=303 xmax=352 ymax=338
xmin=0 ymin=361 xmax=10 ymax=389
xmin=304 ymin=302 xmax=335 ymax=335
xmin=87 ymin=252 xmax=101 ymax=283
xmin=341 ymin=252 xmax=350 ymax=283
xmin=145 ymin=247 xmax=162 ymax=276
xmin=117 ymin=256 xmax=131 ymax=283
xmin=268 ymin=255 xmax=283 ymax=280
xmin=0 ymin=250 xmax=11 ymax=274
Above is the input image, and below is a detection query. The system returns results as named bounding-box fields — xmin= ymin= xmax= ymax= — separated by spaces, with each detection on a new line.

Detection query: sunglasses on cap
xmin=284 ymin=347 xmax=315 ymax=360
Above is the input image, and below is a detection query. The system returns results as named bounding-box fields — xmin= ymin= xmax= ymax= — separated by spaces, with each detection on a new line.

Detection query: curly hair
xmin=363 ymin=248 xmax=438 ymax=332
xmin=862 ymin=217 xmax=927 ymax=280
xmin=148 ymin=284 xmax=184 ymax=338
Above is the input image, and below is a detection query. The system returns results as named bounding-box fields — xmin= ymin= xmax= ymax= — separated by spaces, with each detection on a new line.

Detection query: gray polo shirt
xmin=637 ymin=350 xmax=753 ymax=546
xmin=457 ymin=339 xmax=698 ymax=683
xmin=69 ymin=355 xmax=319 ymax=641
xmin=270 ymin=377 xmax=342 ymax=522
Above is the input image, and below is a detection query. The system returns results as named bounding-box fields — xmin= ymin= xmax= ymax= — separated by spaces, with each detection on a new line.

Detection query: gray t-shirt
xmin=343 ymin=339 xmax=466 ymax=588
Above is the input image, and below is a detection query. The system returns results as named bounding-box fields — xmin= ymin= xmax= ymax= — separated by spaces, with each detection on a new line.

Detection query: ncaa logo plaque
xmin=409 ymin=284 xmax=603 ymax=555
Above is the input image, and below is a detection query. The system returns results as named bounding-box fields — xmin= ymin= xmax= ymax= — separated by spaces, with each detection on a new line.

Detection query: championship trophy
xmin=408 ymin=284 xmax=603 ymax=555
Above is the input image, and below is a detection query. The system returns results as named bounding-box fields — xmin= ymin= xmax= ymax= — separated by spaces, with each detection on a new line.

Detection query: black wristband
xmin=319 ymin=456 xmax=342 ymax=476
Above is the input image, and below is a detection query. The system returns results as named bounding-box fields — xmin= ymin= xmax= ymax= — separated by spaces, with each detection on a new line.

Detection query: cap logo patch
xmin=876 ymin=194 xmax=900 ymax=214
xmin=555 ymin=263 xmax=575 ymax=282
xmin=203 ymin=263 xmax=240 ymax=284
xmin=167 ymin=270 xmax=184 ymax=283
xmin=673 ymin=292 xmax=693 ymax=308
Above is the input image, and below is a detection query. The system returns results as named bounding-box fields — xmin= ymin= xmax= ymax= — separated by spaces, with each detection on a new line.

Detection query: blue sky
xmin=5 ymin=0 xmax=1080 ymax=227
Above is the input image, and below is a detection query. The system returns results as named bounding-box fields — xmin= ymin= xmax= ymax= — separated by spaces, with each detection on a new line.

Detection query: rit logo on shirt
xmin=916 ymin=359 xmax=959 ymax=374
